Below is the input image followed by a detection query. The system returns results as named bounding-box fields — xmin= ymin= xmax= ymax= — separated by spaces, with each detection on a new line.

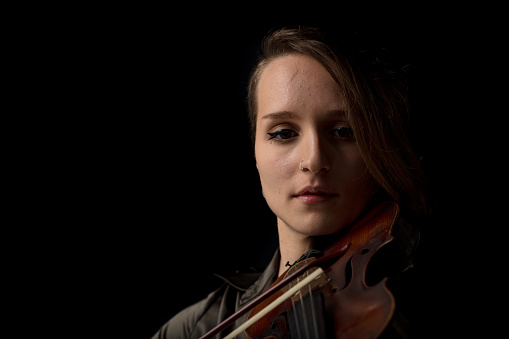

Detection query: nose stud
xmin=300 ymin=160 xmax=306 ymax=171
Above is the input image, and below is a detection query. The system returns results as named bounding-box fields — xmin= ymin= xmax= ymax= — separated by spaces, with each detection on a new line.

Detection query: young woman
xmin=152 ymin=26 xmax=429 ymax=339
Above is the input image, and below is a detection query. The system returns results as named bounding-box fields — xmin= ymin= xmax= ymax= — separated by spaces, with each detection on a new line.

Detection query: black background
xmin=14 ymin=5 xmax=505 ymax=338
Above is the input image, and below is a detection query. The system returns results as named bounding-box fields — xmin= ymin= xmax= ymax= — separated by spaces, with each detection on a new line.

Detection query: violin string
xmin=301 ymin=269 xmax=319 ymax=339
xmin=297 ymin=273 xmax=312 ymax=338
xmin=298 ymin=274 xmax=311 ymax=338
xmin=307 ymin=269 xmax=319 ymax=338
xmin=302 ymin=240 xmax=314 ymax=338
xmin=300 ymin=270 xmax=311 ymax=339
xmin=223 ymin=268 xmax=324 ymax=339
xmin=290 ymin=278 xmax=303 ymax=339
xmin=292 ymin=239 xmax=321 ymax=338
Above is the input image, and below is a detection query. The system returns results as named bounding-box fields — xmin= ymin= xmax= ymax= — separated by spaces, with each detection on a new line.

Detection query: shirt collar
xmin=239 ymin=249 xmax=280 ymax=306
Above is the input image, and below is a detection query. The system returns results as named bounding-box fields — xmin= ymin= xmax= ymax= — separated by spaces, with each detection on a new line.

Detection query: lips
xmin=294 ymin=186 xmax=338 ymax=204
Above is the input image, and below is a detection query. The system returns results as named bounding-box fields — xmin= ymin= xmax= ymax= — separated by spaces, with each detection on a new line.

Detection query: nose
xmin=299 ymin=133 xmax=331 ymax=174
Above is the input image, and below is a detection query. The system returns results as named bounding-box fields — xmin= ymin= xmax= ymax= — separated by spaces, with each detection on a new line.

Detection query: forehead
xmin=260 ymin=54 xmax=332 ymax=88
xmin=257 ymin=54 xmax=344 ymax=116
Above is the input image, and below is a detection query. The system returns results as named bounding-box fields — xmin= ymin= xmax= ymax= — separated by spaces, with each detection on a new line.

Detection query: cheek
xmin=255 ymin=143 xmax=296 ymax=197
xmin=350 ymin=156 xmax=369 ymax=180
xmin=333 ymin=148 xmax=374 ymax=191
xmin=343 ymin=155 xmax=377 ymax=196
xmin=258 ymin=154 xmax=289 ymax=190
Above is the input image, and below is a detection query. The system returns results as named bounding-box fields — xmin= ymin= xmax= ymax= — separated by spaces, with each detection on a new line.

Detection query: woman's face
xmin=254 ymin=54 xmax=377 ymax=237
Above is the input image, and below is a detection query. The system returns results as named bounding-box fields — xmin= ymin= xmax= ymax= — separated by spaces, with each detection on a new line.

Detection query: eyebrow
xmin=260 ymin=109 xmax=347 ymax=120
xmin=260 ymin=111 xmax=299 ymax=120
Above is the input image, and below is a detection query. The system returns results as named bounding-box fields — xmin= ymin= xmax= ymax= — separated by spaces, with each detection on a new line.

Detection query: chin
xmin=286 ymin=214 xmax=352 ymax=237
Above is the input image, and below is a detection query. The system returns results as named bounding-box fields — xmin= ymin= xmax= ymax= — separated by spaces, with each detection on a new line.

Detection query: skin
xmin=254 ymin=54 xmax=378 ymax=276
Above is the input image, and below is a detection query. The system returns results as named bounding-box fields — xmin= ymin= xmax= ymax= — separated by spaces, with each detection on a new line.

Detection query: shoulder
xmin=150 ymin=283 xmax=229 ymax=339
xmin=150 ymin=269 xmax=267 ymax=339
xmin=151 ymin=251 xmax=280 ymax=339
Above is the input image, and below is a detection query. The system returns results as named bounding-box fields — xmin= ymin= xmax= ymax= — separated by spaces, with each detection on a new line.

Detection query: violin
xmin=200 ymin=201 xmax=413 ymax=339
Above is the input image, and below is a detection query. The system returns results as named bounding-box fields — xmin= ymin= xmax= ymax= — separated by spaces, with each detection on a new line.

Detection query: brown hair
xmin=248 ymin=27 xmax=428 ymax=217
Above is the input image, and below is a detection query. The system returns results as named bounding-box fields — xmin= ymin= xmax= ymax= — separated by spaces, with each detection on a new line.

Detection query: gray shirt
xmin=151 ymin=250 xmax=280 ymax=339
xmin=151 ymin=239 xmax=419 ymax=338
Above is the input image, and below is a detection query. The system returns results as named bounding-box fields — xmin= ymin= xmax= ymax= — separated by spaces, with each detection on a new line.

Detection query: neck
xmin=277 ymin=218 xmax=315 ymax=277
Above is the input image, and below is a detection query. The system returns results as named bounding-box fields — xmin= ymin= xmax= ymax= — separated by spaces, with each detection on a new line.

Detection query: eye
xmin=330 ymin=127 xmax=354 ymax=140
xmin=268 ymin=129 xmax=297 ymax=141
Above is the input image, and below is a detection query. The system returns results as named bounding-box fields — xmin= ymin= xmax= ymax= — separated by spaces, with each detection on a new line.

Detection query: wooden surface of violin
xmin=199 ymin=202 xmax=405 ymax=339
xmin=318 ymin=201 xmax=398 ymax=338
xmin=245 ymin=202 xmax=400 ymax=339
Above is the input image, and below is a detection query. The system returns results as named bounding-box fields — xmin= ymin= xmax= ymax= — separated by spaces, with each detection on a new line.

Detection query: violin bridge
xmin=289 ymin=266 xmax=329 ymax=303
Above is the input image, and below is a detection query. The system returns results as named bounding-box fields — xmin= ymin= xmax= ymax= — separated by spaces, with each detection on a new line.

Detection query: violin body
xmin=246 ymin=202 xmax=400 ymax=339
